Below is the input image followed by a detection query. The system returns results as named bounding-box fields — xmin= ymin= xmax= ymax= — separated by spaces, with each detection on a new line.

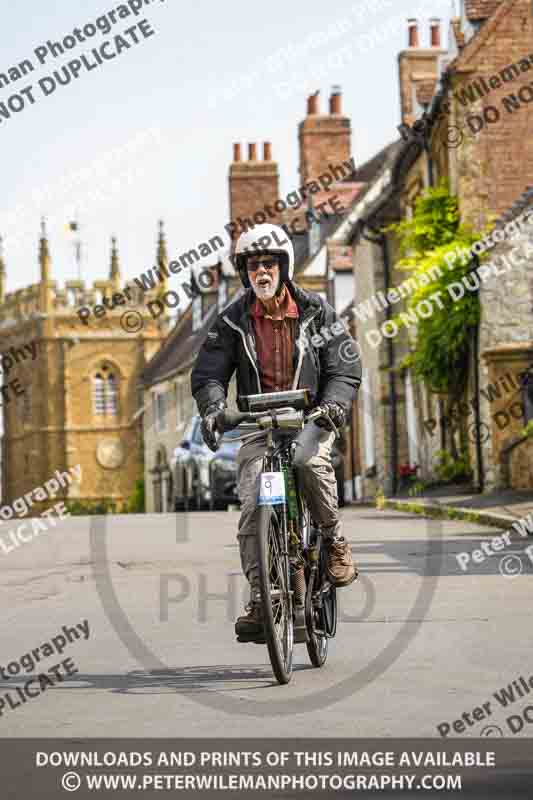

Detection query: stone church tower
xmin=0 ymin=221 xmax=170 ymax=511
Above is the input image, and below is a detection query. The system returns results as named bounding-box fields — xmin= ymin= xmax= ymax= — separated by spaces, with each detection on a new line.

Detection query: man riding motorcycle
xmin=191 ymin=223 xmax=362 ymax=637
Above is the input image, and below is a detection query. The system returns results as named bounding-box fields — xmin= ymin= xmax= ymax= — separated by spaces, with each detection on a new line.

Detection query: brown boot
xmin=325 ymin=536 xmax=358 ymax=587
xmin=235 ymin=602 xmax=264 ymax=637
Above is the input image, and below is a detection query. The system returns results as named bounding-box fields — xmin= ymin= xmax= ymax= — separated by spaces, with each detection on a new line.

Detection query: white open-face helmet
xmin=234 ymin=223 xmax=294 ymax=290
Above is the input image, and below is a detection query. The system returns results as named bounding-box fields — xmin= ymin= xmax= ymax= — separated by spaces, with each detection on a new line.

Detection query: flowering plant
xmin=399 ymin=464 xmax=419 ymax=478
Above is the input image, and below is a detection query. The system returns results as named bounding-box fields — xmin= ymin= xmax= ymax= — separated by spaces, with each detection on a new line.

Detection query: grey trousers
xmin=236 ymin=421 xmax=339 ymax=595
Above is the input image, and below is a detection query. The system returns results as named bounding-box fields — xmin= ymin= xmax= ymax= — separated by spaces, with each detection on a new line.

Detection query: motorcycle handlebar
xmin=220 ymin=409 xmax=258 ymax=432
xmin=216 ymin=406 xmax=340 ymax=440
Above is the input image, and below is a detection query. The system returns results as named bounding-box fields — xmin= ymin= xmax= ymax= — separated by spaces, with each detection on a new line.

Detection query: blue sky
xmin=0 ymin=0 xmax=454 ymax=295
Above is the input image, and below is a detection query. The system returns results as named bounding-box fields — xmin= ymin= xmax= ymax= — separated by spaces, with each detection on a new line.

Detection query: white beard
xmin=250 ymin=272 xmax=280 ymax=301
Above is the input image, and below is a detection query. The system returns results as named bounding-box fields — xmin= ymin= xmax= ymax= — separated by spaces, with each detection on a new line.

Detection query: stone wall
xmin=477 ymin=214 xmax=533 ymax=489
xmin=351 ymin=228 xmax=413 ymax=497
xmin=509 ymin=436 xmax=533 ymax=488
xmin=0 ymin=277 xmax=168 ymax=511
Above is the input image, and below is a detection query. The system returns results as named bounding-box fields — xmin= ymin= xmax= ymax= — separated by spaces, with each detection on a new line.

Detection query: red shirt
xmin=250 ymin=286 xmax=300 ymax=392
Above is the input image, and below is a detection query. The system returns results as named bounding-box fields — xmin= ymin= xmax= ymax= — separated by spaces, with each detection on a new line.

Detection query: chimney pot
xmin=263 ymin=141 xmax=272 ymax=161
xmin=408 ymin=18 xmax=419 ymax=48
xmin=430 ymin=18 xmax=441 ymax=48
xmin=233 ymin=143 xmax=241 ymax=162
xmin=307 ymin=92 xmax=320 ymax=115
xmin=248 ymin=142 xmax=257 ymax=161
xmin=329 ymin=87 xmax=342 ymax=114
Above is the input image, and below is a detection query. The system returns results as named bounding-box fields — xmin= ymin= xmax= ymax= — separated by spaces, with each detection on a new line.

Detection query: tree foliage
xmin=126 ymin=479 xmax=145 ymax=513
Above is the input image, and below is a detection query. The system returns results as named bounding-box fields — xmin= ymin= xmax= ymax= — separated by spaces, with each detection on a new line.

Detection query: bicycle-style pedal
xmin=293 ymin=627 xmax=309 ymax=643
xmin=293 ymin=605 xmax=309 ymax=643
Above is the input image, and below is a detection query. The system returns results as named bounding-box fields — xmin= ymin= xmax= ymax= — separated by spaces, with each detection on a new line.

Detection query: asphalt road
xmin=1 ymin=506 xmax=532 ymax=738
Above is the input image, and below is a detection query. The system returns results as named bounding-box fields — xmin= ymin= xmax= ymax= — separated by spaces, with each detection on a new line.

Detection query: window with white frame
xmin=153 ymin=390 xmax=167 ymax=433
xmin=192 ymin=295 xmax=202 ymax=331
xmin=218 ymin=278 xmax=228 ymax=310
xmin=361 ymin=368 xmax=375 ymax=470
xmin=175 ymin=380 xmax=186 ymax=429
xmin=309 ymin=218 xmax=320 ymax=257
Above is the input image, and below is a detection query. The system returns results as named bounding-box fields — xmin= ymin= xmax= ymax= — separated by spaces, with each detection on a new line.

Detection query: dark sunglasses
xmin=246 ymin=257 xmax=280 ymax=272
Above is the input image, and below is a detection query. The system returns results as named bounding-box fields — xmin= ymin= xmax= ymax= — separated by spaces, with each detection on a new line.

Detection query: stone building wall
xmin=352 ymin=228 xmax=413 ymax=498
xmin=474 ymin=211 xmax=533 ymax=489
xmin=508 ymin=437 xmax=533 ymax=488
xmin=354 ymin=237 xmax=381 ymax=498
xmin=0 ymin=235 xmax=169 ymax=512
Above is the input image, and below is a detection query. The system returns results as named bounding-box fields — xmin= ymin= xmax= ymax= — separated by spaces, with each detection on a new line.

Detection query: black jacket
xmin=191 ymin=281 xmax=362 ymax=416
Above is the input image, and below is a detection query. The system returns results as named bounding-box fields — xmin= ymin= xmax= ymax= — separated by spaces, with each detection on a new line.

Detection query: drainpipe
xmin=469 ymin=253 xmax=484 ymax=492
xmin=360 ymin=222 xmax=398 ymax=496
xmin=423 ymin=131 xmax=435 ymax=188
xmin=344 ymin=310 xmax=358 ymax=502
xmin=472 ymin=318 xmax=484 ymax=491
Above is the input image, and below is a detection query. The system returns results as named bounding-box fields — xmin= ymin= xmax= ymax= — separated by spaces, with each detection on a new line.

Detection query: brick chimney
xmin=464 ymin=0 xmax=503 ymax=22
xmin=398 ymin=19 xmax=447 ymax=128
xmin=228 ymin=141 xmax=280 ymax=236
xmin=430 ymin=18 xmax=441 ymax=47
xmin=307 ymin=91 xmax=319 ymax=115
xmin=408 ymin=18 xmax=419 ymax=48
xmin=298 ymin=87 xmax=352 ymax=186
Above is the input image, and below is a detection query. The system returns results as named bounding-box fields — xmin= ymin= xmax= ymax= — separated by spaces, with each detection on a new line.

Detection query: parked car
xmin=171 ymin=414 xmax=346 ymax=511
xmin=172 ymin=416 xmax=241 ymax=511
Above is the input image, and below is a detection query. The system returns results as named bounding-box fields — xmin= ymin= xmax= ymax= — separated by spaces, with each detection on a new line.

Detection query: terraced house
xmin=332 ymin=2 xmax=533 ymax=499
xmin=140 ymin=88 xmax=392 ymax=511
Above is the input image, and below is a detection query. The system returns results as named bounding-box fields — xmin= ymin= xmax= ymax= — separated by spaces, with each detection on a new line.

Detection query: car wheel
xmin=182 ymin=474 xmax=192 ymax=512
xmin=195 ymin=476 xmax=205 ymax=511
xmin=208 ymin=489 xmax=215 ymax=512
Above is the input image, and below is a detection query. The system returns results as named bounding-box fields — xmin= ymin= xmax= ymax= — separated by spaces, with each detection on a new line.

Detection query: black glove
xmin=314 ymin=401 xmax=346 ymax=430
xmin=200 ymin=401 xmax=225 ymax=452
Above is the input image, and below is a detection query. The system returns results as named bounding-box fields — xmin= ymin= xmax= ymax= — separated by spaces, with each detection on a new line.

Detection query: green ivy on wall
xmin=387 ymin=181 xmax=488 ymax=397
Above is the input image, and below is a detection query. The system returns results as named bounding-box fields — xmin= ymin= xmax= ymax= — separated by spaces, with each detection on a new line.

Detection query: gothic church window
xmin=93 ymin=365 xmax=118 ymax=415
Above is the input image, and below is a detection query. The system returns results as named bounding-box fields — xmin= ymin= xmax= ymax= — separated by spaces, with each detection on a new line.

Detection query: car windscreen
xmin=192 ymin=421 xmax=204 ymax=445
xmin=222 ymin=429 xmax=242 ymax=440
